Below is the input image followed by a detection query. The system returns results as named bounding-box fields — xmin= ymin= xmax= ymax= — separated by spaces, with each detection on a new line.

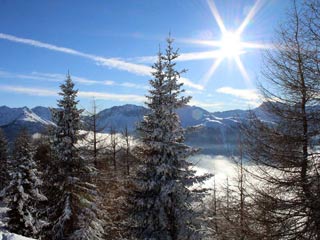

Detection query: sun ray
xmin=234 ymin=56 xmax=251 ymax=85
xmin=206 ymin=0 xmax=227 ymax=34
xmin=179 ymin=50 xmax=224 ymax=61
xmin=178 ymin=38 xmax=223 ymax=47
xmin=178 ymin=39 xmax=272 ymax=57
xmin=236 ymin=0 xmax=264 ymax=35
xmin=241 ymin=41 xmax=273 ymax=50
xmin=201 ymin=57 xmax=224 ymax=85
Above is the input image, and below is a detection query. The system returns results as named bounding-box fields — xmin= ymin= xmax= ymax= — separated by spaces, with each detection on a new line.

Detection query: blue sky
xmin=0 ymin=0 xmax=291 ymax=112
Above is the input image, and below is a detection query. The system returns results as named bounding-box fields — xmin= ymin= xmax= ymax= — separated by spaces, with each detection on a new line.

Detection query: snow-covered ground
xmin=0 ymin=231 xmax=35 ymax=240
xmin=0 ymin=202 xmax=8 ymax=229
xmin=77 ymin=130 xmax=139 ymax=149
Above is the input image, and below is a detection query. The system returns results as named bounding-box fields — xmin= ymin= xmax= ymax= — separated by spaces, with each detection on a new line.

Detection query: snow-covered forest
xmin=2 ymin=1 xmax=320 ymax=239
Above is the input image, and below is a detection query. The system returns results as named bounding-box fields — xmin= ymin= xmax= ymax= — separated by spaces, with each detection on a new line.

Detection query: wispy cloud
xmin=119 ymin=82 xmax=148 ymax=90
xmin=0 ymin=85 xmax=146 ymax=103
xmin=216 ymin=86 xmax=260 ymax=101
xmin=33 ymin=72 xmax=123 ymax=87
xmin=31 ymin=72 xmax=108 ymax=85
xmin=180 ymin=77 xmax=203 ymax=90
xmin=0 ymin=70 xmax=56 ymax=82
xmin=0 ymin=85 xmax=57 ymax=97
xmin=78 ymin=91 xmax=145 ymax=102
xmin=0 ymin=33 xmax=202 ymax=90
xmin=0 ymin=33 xmax=151 ymax=76
xmin=0 ymin=70 xmax=148 ymax=89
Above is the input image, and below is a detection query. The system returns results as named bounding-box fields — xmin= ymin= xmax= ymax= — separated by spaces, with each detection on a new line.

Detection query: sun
xmin=183 ymin=0 xmax=271 ymax=86
xmin=219 ymin=31 xmax=243 ymax=58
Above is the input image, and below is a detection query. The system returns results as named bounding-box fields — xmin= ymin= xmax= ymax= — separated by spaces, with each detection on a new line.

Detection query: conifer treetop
xmin=57 ymin=73 xmax=81 ymax=110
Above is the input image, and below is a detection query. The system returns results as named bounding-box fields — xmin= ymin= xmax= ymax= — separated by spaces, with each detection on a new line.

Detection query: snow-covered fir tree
xmin=49 ymin=73 xmax=104 ymax=240
xmin=1 ymin=129 xmax=47 ymax=238
xmin=0 ymin=128 xmax=8 ymax=190
xmin=131 ymin=37 xmax=211 ymax=240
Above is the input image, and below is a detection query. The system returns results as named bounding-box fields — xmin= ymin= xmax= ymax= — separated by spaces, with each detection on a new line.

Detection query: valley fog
xmin=189 ymin=154 xmax=238 ymax=188
xmin=189 ymin=153 xmax=261 ymax=191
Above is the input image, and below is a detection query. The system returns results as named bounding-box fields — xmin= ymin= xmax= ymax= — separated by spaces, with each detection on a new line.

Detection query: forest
xmin=1 ymin=1 xmax=320 ymax=239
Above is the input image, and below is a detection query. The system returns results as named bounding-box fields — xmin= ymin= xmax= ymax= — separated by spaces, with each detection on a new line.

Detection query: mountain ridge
xmin=0 ymin=104 xmax=266 ymax=154
xmin=0 ymin=103 xmax=259 ymax=132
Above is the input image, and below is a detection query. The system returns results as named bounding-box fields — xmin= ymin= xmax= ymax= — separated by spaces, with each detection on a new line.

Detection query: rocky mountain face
xmin=0 ymin=104 xmax=269 ymax=154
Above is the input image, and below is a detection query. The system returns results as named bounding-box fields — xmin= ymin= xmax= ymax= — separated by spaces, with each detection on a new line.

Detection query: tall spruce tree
xmin=49 ymin=73 xmax=104 ymax=240
xmin=0 ymin=128 xmax=8 ymax=191
xmin=131 ymin=37 xmax=210 ymax=240
xmin=2 ymin=129 xmax=47 ymax=238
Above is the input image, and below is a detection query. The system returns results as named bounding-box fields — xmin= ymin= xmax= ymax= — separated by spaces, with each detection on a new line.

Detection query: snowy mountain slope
xmin=0 ymin=106 xmax=54 ymax=141
xmin=0 ymin=106 xmax=54 ymax=126
xmin=0 ymin=106 xmax=25 ymax=126
xmin=31 ymin=106 xmax=52 ymax=122
xmin=96 ymin=104 xmax=148 ymax=132
xmin=176 ymin=105 xmax=211 ymax=128
xmin=21 ymin=108 xmax=52 ymax=125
